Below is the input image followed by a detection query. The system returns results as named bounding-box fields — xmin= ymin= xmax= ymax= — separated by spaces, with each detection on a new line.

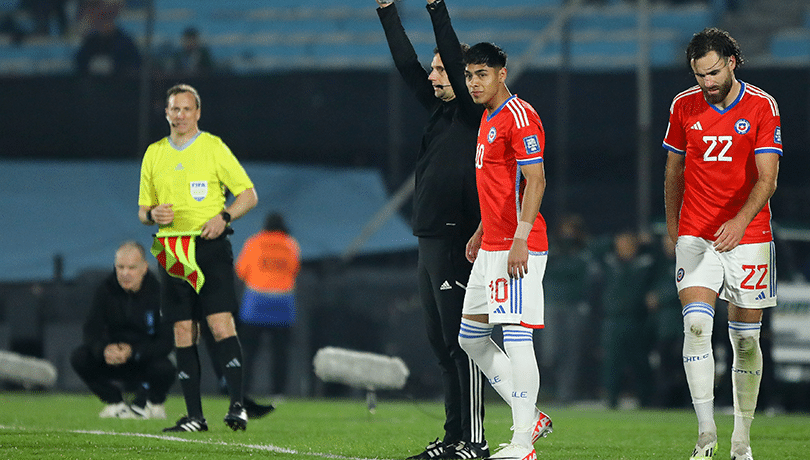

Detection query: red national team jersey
xmin=663 ymin=81 xmax=782 ymax=244
xmin=475 ymin=95 xmax=548 ymax=252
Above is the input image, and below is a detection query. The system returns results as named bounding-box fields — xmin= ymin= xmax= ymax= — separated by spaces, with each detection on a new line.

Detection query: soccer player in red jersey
xmin=663 ymin=28 xmax=781 ymax=460
xmin=458 ymin=42 xmax=552 ymax=460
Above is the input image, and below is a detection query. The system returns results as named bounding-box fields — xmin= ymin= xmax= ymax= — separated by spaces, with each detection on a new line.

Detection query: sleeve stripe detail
xmin=517 ymin=157 xmax=544 ymax=165
xmin=669 ymin=86 xmax=701 ymax=113
xmin=754 ymin=147 xmax=783 ymax=156
xmin=663 ymin=142 xmax=686 ymax=154
xmin=506 ymin=99 xmax=529 ymax=129
xmin=745 ymin=84 xmax=780 ymax=116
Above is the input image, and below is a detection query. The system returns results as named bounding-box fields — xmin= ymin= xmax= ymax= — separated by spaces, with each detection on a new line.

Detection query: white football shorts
xmin=462 ymin=249 xmax=546 ymax=328
xmin=675 ymin=235 xmax=776 ymax=309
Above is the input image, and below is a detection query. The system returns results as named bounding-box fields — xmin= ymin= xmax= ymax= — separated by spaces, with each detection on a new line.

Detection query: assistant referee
xmin=138 ymin=83 xmax=258 ymax=433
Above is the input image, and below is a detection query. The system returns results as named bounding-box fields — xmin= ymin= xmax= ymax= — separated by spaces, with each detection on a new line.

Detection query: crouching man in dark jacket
xmin=71 ymin=241 xmax=175 ymax=419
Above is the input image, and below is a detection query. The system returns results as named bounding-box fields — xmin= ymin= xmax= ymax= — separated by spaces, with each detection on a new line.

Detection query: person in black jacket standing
xmin=377 ymin=1 xmax=487 ymax=458
xmin=71 ymin=241 xmax=175 ymax=419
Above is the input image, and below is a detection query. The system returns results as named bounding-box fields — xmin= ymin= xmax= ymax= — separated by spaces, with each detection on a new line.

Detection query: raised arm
xmin=428 ymin=0 xmax=481 ymax=123
xmin=377 ymin=0 xmax=437 ymax=110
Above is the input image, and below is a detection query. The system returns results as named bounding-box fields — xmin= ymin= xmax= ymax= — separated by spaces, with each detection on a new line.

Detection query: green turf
xmin=0 ymin=392 xmax=808 ymax=459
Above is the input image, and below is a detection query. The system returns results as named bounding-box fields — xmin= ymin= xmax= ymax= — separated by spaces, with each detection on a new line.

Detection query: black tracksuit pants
xmin=71 ymin=344 xmax=175 ymax=405
xmin=417 ymin=235 xmax=485 ymax=445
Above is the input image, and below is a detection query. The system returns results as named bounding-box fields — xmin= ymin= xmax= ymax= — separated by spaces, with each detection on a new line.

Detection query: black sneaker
xmin=224 ymin=402 xmax=247 ymax=431
xmin=243 ymin=397 xmax=275 ymax=419
xmin=162 ymin=416 xmax=208 ymax=432
xmin=442 ymin=441 xmax=490 ymax=459
xmin=407 ymin=438 xmax=449 ymax=460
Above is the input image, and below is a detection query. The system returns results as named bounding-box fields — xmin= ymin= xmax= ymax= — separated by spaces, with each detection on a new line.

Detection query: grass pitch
xmin=1 ymin=392 xmax=808 ymax=459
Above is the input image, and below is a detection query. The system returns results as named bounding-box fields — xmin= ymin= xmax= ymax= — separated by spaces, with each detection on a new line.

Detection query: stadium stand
xmin=770 ymin=28 xmax=810 ymax=63
xmin=0 ymin=1 xmax=719 ymax=75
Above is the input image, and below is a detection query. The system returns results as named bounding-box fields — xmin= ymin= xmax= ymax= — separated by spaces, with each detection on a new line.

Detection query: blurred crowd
xmin=538 ymin=214 xmax=777 ymax=410
xmin=0 ymin=0 xmax=737 ymax=77
xmin=0 ymin=0 xmax=215 ymax=77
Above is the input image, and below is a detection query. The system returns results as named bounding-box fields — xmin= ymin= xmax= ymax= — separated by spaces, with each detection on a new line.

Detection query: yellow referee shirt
xmin=139 ymin=132 xmax=254 ymax=235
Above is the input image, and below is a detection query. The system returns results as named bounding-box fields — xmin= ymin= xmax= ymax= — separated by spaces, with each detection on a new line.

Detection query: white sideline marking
xmin=0 ymin=425 xmax=385 ymax=460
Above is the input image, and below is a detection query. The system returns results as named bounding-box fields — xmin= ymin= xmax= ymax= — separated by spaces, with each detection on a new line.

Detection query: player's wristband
xmin=146 ymin=209 xmax=154 ymax=223
xmin=514 ymin=221 xmax=532 ymax=240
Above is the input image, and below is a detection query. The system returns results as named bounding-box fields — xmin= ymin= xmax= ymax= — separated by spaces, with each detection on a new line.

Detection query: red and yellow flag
xmin=151 ymin=232 xmax=205 ymax=293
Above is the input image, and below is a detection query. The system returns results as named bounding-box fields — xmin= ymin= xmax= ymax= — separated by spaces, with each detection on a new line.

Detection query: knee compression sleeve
xmin=682 ymin=302 xmax=715 ymax=404
xmin=458 ymin=318 xmax=512 ymax=404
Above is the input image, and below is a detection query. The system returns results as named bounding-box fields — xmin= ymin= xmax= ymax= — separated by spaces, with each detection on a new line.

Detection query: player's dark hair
xmin=686 ymin=27 xmax=744 ymax=69
xmin=166 ymin=83 xmax=201 ymax=109
xmin=264 ymin=212 xmax=290 ymax=234
xmin=433 ymin=43 xmax=470 ymax=56
xmin=464 ymin=42 xmax=507 ymax=69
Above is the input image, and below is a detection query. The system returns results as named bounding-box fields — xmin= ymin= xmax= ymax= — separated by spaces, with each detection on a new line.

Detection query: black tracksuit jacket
xmin=379 ymin=1 xmax=481 ymax=240
xmin=81 ymin=270 xmax=173 ymax=364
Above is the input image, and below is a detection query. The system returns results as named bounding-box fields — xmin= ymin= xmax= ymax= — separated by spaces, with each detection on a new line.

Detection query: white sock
xmin=729 ymin=320 xmax=762 ymax=446
xmin=682 ymin=302 xmax=717 ymax=436
xmin=502 ymin=324 xmax=538 ymax=447
xmin=458 ymin=318 xmax=513 ymax=405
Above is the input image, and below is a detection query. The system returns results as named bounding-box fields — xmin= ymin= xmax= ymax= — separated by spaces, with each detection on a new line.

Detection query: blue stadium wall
xmin=2 ymin=67 xmax=809 ymax=232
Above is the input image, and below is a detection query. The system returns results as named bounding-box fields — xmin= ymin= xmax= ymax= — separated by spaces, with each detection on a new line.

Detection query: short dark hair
xmin=463 ymin=42 xmax=507 ymax=69
xmin=182 ymin=27 xmax=199 ymax=39
xmin=166 ymin=83 xmax=201 ymax=109
xmin=433 ymin=43 xmax=470 ymax=56
xmin=264 ymin=212 xmax=289 ymax=233
xmin=686 ymin=27 xmax=744 ymax=69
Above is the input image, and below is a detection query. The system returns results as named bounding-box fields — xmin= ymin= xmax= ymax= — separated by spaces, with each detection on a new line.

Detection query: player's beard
xmin=703 ymin=77 xmax=732 ymax=105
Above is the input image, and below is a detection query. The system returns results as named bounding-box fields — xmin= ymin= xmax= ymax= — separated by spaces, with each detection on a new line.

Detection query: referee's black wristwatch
xmin=220 ymin=211 xmax=232 ymax=223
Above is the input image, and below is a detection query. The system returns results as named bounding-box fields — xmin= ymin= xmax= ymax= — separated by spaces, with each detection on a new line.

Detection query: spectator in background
xmin=646 ymin=234 xmax=689 ymax=408
xmin=235 ymin=212 xmax=301 ymax=396
xmin=75 ymin=0 xmax=140 ymax=76
xmin=0 ymin=1 xmax=35 ymax=44
xmin=22 ymin=0 xmax=69 ymax=37
xmin=70 ymin=241 xmax=175 ymax=419
xmin=168 ymin=27 xmax=214 ymax=76
xmin=540 ymin=214 xmax=598 ymax=403
xmin=598 ymin=230 xmax=655 ymax=409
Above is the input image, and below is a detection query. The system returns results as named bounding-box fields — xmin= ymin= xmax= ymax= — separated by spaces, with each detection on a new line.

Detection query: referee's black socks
xmin=215 ymin=335 xmax=245 ymax=407
xmin=175 ymin=345 xmax=204 ymax=418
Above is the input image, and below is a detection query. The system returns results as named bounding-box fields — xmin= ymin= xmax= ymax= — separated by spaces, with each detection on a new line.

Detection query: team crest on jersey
xmin=734 ymin=119 xmax=751 ymax=135
xmin=190 ymin=181 xmax=208 ymax=202
xmin=488 ymin=127 xmax=497 ymax=144
xmin=523 ymin=135 xmax=541 ymax=155
xmin=677 ymin=267 xmax=685 ymax=283
xmin=774 ymin=126 xmax=782 ymax=144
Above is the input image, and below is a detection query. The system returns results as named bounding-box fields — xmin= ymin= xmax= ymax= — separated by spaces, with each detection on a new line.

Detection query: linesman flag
xmin=151 ymin=232 xmax=205 ymax=293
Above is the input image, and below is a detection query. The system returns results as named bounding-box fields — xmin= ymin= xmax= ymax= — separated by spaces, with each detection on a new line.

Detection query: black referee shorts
xmin=159 ymin=235 xmax=239 ymax=324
